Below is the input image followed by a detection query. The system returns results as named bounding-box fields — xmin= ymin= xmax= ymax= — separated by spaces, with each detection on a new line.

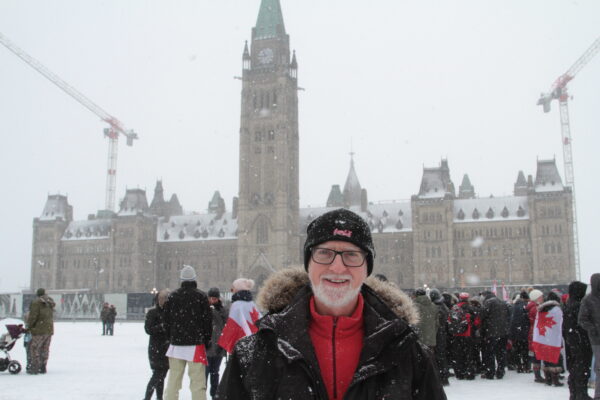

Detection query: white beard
xmin=311 ymin=274 xmax=362 ymax=309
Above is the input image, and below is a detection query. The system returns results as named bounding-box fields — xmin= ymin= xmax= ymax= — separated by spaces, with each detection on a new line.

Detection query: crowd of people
xmin=408 ymin=278 xmax=599 ymax=400
xmin=100 ymin=302 xmax=117 ymax=335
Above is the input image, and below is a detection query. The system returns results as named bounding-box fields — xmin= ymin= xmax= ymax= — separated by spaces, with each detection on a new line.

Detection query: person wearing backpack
xmin=449 ymin=292 xmax=477 ymax=380
xmin=480 ymin=291 xmax=510 ymax=379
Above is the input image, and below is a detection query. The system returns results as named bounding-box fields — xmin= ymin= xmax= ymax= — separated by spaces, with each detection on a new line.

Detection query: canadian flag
xmin=218 ymin=300 xmax=261 ymax=354
xmin=492 ymin=280 xmax=498 ymax=296
xmin=532 ymin=305 xmax=563 ymax=364
xmin=501 ymin=282 xmax=509 ymax=301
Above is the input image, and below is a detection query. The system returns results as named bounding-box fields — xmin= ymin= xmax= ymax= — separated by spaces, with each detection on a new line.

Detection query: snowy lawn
xmin=0 ymin=319 xmax=592 ymax=399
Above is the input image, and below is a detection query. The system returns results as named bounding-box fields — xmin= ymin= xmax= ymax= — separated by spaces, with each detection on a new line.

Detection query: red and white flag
xmin=532 ymin=305 xmax=563 ymax=363
xmin=218 ymin=300 xmax=261 ymax=354
xmin=492 ymin=280 xmax=498 ymax=296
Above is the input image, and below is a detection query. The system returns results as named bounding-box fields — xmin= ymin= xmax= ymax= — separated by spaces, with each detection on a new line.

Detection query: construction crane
xmin=0 ymin=32 xmax=138 ymax=212
xmin=537 ymin=35 xmax=600 ymax=280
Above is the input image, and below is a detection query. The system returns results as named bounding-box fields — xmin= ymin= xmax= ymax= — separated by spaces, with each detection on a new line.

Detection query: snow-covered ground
xmin=0 ymin=319 xmax=593 ymax=399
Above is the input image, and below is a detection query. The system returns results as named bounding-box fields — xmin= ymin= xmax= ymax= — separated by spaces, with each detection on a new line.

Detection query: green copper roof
xmin=255 ymin=0 xmax=285 ymax=39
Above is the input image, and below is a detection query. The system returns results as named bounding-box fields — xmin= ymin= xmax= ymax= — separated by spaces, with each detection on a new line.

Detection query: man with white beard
xmin=217 ymin=208 xmax=446 ymax=399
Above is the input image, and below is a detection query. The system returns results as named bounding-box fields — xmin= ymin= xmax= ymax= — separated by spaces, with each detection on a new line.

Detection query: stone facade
xmin=30 ymin=0 xmax=576 ymax=293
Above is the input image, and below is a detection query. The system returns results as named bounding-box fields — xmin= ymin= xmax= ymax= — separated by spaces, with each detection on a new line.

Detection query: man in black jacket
xmin=564 ymin=281 xmax=592 ymax=400
xmin=217 ymin=208 xmax=446 ymax=399
xmin=579 ymin=273 xmax=600 ymax=400
xmin=480 ymin=291 xmax=510 ymax=379
xmin=163 ymin=265 xmax=212 ymax=400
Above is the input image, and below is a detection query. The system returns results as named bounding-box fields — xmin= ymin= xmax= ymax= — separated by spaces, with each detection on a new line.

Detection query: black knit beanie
xmin=303 ymin=208 xmax=375 ymax=275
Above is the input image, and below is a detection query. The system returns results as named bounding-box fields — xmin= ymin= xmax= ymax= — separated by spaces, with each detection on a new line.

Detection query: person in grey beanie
xmin=163 ymin=265 xmax=212 ymax=400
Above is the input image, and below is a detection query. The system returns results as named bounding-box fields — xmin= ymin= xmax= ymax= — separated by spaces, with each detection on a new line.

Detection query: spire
xmin=150 ymin=180 xmax=165 ymax=209
xmin=459 ymin=174 xmax=475 ymax=199
xmin=255 ymin=0 xmax=286 ymax=39
xmin=289 ymin=50 xmax=297 ymax=78
xmin=242 ymin=41 xmax=251 ymax=70
xmin=514 ymin=170 xmax=528 ymax=196
xmin=343 ymin=153 xmax=362 ymax=207
xmin=326 ymin=185 xmax=344 ymax=207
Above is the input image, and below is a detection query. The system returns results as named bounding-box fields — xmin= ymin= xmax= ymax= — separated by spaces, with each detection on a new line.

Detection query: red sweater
xmin=309 ymin=295 xmax=365 ymax=400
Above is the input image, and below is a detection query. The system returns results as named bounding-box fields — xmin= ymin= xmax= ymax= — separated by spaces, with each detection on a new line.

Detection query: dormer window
xmin=398 ymin=209 xmax=404 ymax=217
xmin=178 ymin=230 xmax=185 ymax=240
xmin=501 ymin=207 xmax=509 ymax=218
xmin=396 ymin=220 xmax=403 ymax=230
xmin=194 ymin=229 xmax=201 ymax=239
xmin=472 ymin=208 xmax=480 ymax=220
xmin=486 ymin=208 xmax=494 ymax=219
xmin=517 ymin=206 xmax=526 ymax=217
xmin=457 ymin=209 xmax=465 ymax=220
xmin=163 ymin=231 xmax=170 ymax=240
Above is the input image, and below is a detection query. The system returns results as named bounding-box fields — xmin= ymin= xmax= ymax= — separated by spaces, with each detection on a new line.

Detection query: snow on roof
xmin=453 ymin=196 xmax=529 ymax=223
xmin=62 ymin=219 xmax=111 ymax=241
xmin=118 ymin=189 xmax=149 ymax=216
xmin=534 ymin=160 xmax=564 ymax=193
xmin=300 ymin=201 xmax=413 ymax=235
xmin=157 ymin=212 xmax=237 ymax=242
xmin=40 ymin=194 xmax=70 ymax=221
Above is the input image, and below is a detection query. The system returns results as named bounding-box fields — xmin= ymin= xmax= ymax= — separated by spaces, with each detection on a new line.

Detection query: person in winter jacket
xmin=579 ymin=273 xmax=600 ymax=399
xmin=27 ymin=288 xmax=55 ymax=374
xmin=163 ymin=265 xmax=212 ymax=400
xmin=205 ymin=287 xmax=228 ymax=399
xmin=144 ymin=289 xmax=171 ymax=400
xmin=413 ymin=288 xmax=439 ymax=349
xmin=509 ymin=291 xmax=531 ymax=373
xmin=100 ymin=302 xmax=110 ymax=335
xmin=480 ymin=290 xmax=510 ymax=379
xmin=528 ymin=289 xmax=545 ymax=383
xmin=450 ymin=293 xmax=478 ymax=380
xmin=430 ymin=288 xmax=450 ymax=386
xmin=535 ymin=291 xmax=565 ymax=387
xmin=107 ymin=305 xmax=117 ymax=335
xmin=217 ymin=208 xmax=446 ymax=400
xmin=563 ymin=281 xmax=593 ymax=400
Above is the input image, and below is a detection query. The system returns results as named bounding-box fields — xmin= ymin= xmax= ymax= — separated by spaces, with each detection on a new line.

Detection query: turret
xmin=514 ymin=170 xmax=528 ymax=196
xmin=459 ymin=174 xmax=475 ymax=199
xmin=242 ymin=41 xmax=251 ymax=71
xmin=290 ymin=50 xmax=297 ymax=79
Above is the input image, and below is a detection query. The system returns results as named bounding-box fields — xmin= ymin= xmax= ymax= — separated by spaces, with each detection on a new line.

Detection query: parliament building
xmin=30 ymin=0 xmax=576 ymax=294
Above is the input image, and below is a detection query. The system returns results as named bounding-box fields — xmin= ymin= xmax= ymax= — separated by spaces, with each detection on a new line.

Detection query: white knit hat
xmin=529 ymin=289 xmax=544 ymax=302
xmin=180 ymin=265 xmax=197 ymax=281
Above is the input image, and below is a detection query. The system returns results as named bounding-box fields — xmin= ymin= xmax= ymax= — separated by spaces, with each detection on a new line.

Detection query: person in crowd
xmin=579 ymin=273 xmax=600 ymax=399
xmin=413 ymin=288 xmax=439 ymax=350
xmin=534 ymin=291 xmax=564 ymax=387
xmin=527 ymin=289 xmax=545 ymax=383
xmin=217 ymin=278 xmax=261 ymax=354
xmin=509 ymin=291 xmax=531 ymax=373
xmin=163 ymin=265 xmax=212 ymax=400
xmin=469 ymin=296 xmax=484 ymax=375
xmin=144 ymin=289 xmax=171 ymax=400
xmin=217 ymin=208 xmax=446 ymax=399
xmin=107 ymin=304 xmax=117 ymax=335
xmin=442 ymin=292 xmax=457 ymax=378
xmin=450 ymin=292 xmax=477 ymax=380
xmin=480 ymin=290 xmax=510 ymax=379
xmin=205 ymin=287 xmax=228 ymax=399
xmin=563 ymin=280 xmax=593 ymax=400
xmin=430 ymin=288 xmax=450 ymax=386
xmin=100 ymin=302 xmax=110 ymax=335
xmin=27 ymin=288 xmax=55 ymax=374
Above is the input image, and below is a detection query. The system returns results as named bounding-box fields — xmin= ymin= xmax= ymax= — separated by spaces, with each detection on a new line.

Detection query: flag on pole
xmin=492 ymin=280 xmax=498 ymax=296
xmin=532 ymin=305 xmax=563 ymax=363
xmin=502 ymin=282 xmax=509 ymax=301
xmin=218 ymin=300 xmax=262 ymax=354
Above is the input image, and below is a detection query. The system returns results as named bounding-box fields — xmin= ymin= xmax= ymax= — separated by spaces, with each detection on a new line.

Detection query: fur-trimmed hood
xmin=256 ymin=268 xmax=419 ymax=326
xmin=538 ymin=299 xmax=560 ymax=313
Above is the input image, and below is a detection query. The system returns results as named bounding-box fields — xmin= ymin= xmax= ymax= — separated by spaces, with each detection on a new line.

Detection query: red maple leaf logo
xmin=536 ymin=312 xmax=557 ymax=336
xmin=249 ymin=307 xmax=260 ymax=323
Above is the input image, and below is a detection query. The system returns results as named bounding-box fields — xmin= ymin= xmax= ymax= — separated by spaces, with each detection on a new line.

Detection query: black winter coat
xmin=206 ymin=301 xmax=228 ymax=358
xmin=509 ymin=299 xmax=530 ymax=341
xmin=480 ymin=295 xmax=509 ymax=338
xmin=578 ymin=273 xmax=600 ymax=345
xmin=435 ymin=301 xmax=449 ymax=352
xmin=217 ymin=270 xmax=446 ymax=400
xmin=563 ymin=281 xmax=591 ymax=349
xmin=163 ymin=281 xmax=212 ymax=346
xmin=145 ymin=305 xmax=170 ymax=370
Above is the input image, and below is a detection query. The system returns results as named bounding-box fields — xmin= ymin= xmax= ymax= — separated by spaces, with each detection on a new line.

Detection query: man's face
xmin=308 ymin=240 xmax=367 ymax=316
xmin=208 ymin=296 xmax=218 ymax=305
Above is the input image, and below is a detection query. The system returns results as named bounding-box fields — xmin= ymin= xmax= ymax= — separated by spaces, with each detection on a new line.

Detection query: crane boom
xmin=537 ymin=35 xmax=600 ymax=281
xmin=0 ymin=31 xmax=138 ymax=211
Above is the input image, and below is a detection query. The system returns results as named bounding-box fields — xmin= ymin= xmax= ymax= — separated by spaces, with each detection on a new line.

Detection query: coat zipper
xmin=332 ymin=317 xmax=338 ymax=399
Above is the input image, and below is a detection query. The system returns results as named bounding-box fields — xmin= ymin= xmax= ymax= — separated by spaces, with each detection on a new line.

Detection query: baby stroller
xmin=0 ymin=324 xmax=26 ymax=374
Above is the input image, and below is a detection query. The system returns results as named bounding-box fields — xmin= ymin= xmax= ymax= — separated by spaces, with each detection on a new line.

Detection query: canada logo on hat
xmin=333 ymin=228 xmax=352 ymax=238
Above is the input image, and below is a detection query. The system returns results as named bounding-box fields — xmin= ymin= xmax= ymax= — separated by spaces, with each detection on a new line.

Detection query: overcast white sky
xmin=0 ymin=1 xmax=598 ymax=292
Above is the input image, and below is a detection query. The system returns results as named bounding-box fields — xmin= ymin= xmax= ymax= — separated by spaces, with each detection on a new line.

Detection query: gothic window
xmin=256 ymin=219 xmax=268 ymax=244
xmin=272 ymin=90 xmax=277 ymax=107
xmin=472 ymin=208 xmax=480 ymax=220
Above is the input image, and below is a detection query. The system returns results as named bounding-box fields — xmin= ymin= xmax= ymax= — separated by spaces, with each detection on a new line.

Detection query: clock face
xmin=257 ymin=48 xmax=274 ymax=64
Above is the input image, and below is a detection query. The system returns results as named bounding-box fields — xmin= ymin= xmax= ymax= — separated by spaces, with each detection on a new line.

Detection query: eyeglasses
xmin=310 ymin=247 xmax=366 ymax=267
